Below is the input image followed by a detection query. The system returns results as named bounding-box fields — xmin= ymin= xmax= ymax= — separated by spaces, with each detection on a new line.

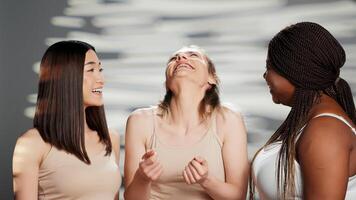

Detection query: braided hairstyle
xmin=250 ymin=22 xmax=356 ymax=199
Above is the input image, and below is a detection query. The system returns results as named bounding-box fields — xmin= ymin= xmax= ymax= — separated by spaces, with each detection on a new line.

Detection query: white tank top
xmin=252 ymin=113 xmax=356 ymax=200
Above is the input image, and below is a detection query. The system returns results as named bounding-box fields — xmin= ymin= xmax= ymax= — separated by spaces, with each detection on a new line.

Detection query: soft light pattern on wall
xmin=25 ymin=0 xmax=356 ymax=158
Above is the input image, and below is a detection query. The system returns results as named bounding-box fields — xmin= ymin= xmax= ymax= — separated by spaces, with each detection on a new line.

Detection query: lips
xmin=173 ymin=63 xmax=194 ymax=74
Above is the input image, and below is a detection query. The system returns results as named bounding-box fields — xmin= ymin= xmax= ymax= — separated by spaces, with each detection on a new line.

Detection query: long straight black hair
xmin=34 ymin=40 xmax=112 ymax=164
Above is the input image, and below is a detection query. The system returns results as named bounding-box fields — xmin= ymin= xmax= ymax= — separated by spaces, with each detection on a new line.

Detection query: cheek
xmin=82 ymin=76 xmax=92 ymax=96
xmin=276 ymin=81 xmax=295 ymax=102
xmin=166 ymin=63 xmax=174 ymax=73
xmin=82 ymin=78 xmax=88 ymax=90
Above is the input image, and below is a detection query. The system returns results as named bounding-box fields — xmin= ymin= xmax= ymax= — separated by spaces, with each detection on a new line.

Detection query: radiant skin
xmin=12 ymin=50 xmax=120 ymax=200
xmin=263 ymin=65 xmax=356 ymax=200
xmin=124 ymin=47 xmax=249 ymax=200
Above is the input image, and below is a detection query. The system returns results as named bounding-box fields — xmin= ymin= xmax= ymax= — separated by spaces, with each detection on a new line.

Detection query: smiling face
xmin=263 ymin=65 xmax=295 ymax=106
xmin=165 ymin=46 xmax=216 ymax=90
xmin=83 ymin=50 xmax=104 ymax=108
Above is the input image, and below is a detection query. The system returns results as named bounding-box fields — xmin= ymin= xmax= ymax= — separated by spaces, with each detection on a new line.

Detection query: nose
xmin=263 ymin=71 xmax=267 ymax=80
xmin=176 ymin=53 xmax=187 ymax=61
xmin=96 ymin=71 xmax=105 ymax=85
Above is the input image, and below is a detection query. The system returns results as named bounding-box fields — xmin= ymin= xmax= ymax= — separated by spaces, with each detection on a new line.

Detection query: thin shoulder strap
xmin=211 ymin=111 xmax=218 ymax=135
xmin=149 ymin=107 xmax=157 ymax=149
xmin=210 ymin=110 xmax=223 ymax=147
xmin=313 ymin=113 xmax=356 ymax=135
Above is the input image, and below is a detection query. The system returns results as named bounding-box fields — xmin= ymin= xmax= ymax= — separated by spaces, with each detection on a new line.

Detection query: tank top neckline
xmin=41 ymin=144 xmax=109 ymax=167
xmin=259 ymin=112 xmax=356 ymax=179
xmin=149 ymin=107 xmax=220 ymax=149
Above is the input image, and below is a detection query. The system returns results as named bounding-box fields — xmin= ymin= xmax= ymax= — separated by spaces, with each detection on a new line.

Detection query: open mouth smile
xmin=173 ymin=63 xmax=194 ymax=74
xmin=92 ymin=88 xmax=103 ymax=94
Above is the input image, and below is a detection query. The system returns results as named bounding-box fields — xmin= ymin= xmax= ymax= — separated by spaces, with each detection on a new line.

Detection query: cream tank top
xmin=252 ymin=113 xmax=356 ymax=200
xmin=148 ymin=108 xmax=226 ymax=200
xmin=38 ymin=145 xmax=121 ymax=199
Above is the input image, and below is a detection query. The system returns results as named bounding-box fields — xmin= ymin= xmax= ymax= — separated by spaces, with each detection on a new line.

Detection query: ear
xmin=207 ymin=74 xmax=217 ymax=85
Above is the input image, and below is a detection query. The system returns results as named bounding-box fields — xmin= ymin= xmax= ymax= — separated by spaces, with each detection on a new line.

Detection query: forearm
xmin=14 ymin=191 xmax=37 ymax=200
xmin=201 ymin=176 xmax=246 ymax=200
xmin=124 ymin=171 xmax=152 ymax=200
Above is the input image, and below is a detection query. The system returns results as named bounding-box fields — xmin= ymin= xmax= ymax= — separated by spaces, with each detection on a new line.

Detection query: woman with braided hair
xmin=251 ymin=22 xmax=356 ymax=199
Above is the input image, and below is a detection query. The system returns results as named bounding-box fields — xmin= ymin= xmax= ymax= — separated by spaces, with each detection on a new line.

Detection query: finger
xmin=188 ymin=163 xmax=201 ymax=181
xmin=194 ymin=156 xmax=204 ymax=163
xmin=150 ymin=164 xmax=164 ymax=180
xmin=183 ymin=170 xmax=191 ymax=184
xmin=141 ymin=154 xmax=158 ymax=166
xmin=142 ymin=150 xmax=155 ymax=160
xmin=146 ymin=153 xmax=158 ymax=164
xmin=190 ymin=160 xmax=205 ymax=175
xmin=139 ymin=161 xmax=161 ymax=181
xmin=147 ymin=163 xmax=163 ymax=181
xmin=194 ymin=156 xmax=208 ymax=167
xmin=185 ymin=166 xmax=196 ymax=184
xmin=140 ymin=159 xmax=160 ymax=174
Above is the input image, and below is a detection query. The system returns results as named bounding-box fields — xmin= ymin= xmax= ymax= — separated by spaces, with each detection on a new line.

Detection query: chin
xmin=84 ymin=102 xmax=104 ymax=108
xmin=271 ymin=96 xmax=280 ymax=104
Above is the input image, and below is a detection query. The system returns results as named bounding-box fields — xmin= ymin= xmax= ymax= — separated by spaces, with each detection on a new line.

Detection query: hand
xmin=183 ymin=156 xmax=209 ymax=185
xmin=137 ymin=150 xmax=163 ymax=182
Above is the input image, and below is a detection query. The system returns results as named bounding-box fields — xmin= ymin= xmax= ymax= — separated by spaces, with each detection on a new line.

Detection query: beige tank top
xmin=38 ymin=145 xmax=121 ymax=200
xmin=148 ymin=108 xmax=225 ymax=200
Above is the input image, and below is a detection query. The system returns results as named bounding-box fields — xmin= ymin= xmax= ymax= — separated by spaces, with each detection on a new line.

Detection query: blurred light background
xmin=1 ymin=0 xmax=356 ymax=199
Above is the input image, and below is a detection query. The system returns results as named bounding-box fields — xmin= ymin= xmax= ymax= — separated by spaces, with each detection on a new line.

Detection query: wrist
xmin=136 ymin=170 xmax=152 ymax=185
xmin=200 ymin=174 xmax=214 ymax=189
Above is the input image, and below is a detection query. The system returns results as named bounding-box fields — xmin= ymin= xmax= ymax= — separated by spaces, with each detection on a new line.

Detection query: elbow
xmin=232 ymin=186 xmax=247 ymax=200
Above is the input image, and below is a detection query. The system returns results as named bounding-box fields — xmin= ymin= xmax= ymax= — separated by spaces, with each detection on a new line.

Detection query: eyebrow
xmin=174 ymin=51 xmax=200 ymax=56
xmin=84 ymin=61 xmax=101 ymax=66
xmin=186 ymin=51 xmax=199 ymax=55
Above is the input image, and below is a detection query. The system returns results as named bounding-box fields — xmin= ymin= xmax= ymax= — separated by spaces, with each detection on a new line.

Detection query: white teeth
xmin=92 ymin=88 xmax=103 ymax=93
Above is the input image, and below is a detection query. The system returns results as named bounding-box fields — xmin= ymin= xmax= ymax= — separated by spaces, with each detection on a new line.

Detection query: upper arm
xmin=109 ymin=129 xmax=120 ymax=167
xmin=298 ymin=117 xmax=351 ymax=200
xmin=218 ymin=108 xmax=249 ymax=190
xmin=123 ymin=109 xmax=153 ymax=187
xmin=12 ymin=129 xmax=49 ymax=200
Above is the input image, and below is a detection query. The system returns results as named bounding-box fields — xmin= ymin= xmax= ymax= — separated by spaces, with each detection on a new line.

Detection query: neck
xmin=308 ymin=93 xmax=343 ymax=119
xmin=168 ymin=81 xmax=206 ymax=129
xmin=83 ymin=109 xmax=92 ymax=134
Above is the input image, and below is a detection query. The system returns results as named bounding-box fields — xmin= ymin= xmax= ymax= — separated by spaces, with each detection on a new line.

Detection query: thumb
xmin=194 ymin=156 xmax=207 ymax=166
xmin=142 ymin=149 xmax=155 ymax=160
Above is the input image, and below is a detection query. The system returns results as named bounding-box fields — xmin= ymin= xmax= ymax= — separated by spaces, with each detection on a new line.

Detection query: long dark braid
xmin=250 ymin=22 xmax=356 ymax=199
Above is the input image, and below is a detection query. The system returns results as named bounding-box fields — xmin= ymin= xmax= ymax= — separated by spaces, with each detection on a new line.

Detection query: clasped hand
xmin=183 ymin=156 xmax=209 ymax=185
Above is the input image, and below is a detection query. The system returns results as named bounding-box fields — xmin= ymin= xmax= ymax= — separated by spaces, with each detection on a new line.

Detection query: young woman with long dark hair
xmin=12 ymin=40 xmax=121 ymax=200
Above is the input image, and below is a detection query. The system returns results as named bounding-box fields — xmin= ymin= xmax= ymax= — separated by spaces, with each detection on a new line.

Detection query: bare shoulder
xmin=125 ymin=107 xmax=156 ymax=142
xmin=215 ymin=106 xmax=247 ymax=143
xmin=216 ymin=105 xmax=245 ymax=126
xmin=13 ymin=128 xmax=50 ymax=172
xmin=127 ymin=107 xmax=155 ymax=124
xmin=298 ymin=116 xmax=352 ymax=160
xmin=299 ymin=116 xmax=352 ymax=147
xmin=15 ymin=128 xmax=50 ymax=154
